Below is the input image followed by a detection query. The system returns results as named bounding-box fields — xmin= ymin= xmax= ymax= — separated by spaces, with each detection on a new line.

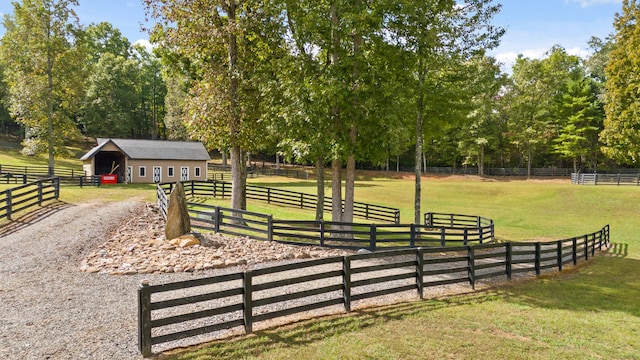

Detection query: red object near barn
xmin=100 ymin=174 xmax=117 ymax=184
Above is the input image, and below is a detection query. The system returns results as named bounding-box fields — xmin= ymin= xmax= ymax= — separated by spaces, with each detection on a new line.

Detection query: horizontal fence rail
xmin=0 ymin=177 xmax=60 ymax=221
xmin=0 ymin=164 xmax=84 ymax=178
xmin=139 ymin=224 xmax=610 ymax=356
xmin=160 ymin=180 xmax=401 ymax=224
xmin=157 ymin=184 xmax=494 ymax=250
xmin=0 ymin=164 xmax=97 ymax=187
xmin=571 ymin=172 xmax=640 ymax=186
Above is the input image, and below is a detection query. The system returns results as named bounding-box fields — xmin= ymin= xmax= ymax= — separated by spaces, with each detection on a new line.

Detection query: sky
xmin=0 ymin=0 xmax=624 ymax=72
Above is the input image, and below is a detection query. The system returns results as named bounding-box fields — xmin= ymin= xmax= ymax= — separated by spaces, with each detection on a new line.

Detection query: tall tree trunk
xmin=46 ymin=8 xmax=54 ymax=175
xmin=227 ymin=2 xmax=244 ymax=210
xmin=231 ymin=144 xmax=244 ymax=210
xmin=315 ymin=156 xmax=324 ymax=221
xmin=329 ymin=1 xmax=343 ymax=225
xmin=343 ymin=2 xmax=361 ymax=226
xmin=479 ymin=145 xmax=484 ymax=175
xmin=414 ymin=66 xmax=426 ymax=225
xmin=331 ymin=157 xmax=343 ymax=223
xmin=527 ymin=146 xmax=532 ymax=178
xmin=344 ymin=149 xmax=355 ymax=224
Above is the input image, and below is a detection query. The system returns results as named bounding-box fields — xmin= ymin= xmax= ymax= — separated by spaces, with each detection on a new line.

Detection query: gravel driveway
xmin=0 ymin=200 xmax=216 ymax=360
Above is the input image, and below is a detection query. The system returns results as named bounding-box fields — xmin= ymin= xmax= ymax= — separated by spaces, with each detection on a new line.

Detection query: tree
xmin=458 ymin=54 xmax=507 ymax=175
xmin=0 ymin=0 xmax=84 ymax=170
xmin=387 ymin=0 xmax=503 ymax=224
xmin=82 ymin=52 xmax=138 ymax=137
xmin=552 ymin=75 xmax=603 ymax=172
xmin=601 ymin=0 xmax=640 ymax=164
xmin=144 ymin=0 xmax=285 ymax=210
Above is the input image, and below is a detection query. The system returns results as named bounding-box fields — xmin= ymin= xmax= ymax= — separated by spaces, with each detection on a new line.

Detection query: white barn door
xmin=126 ymin=166 xmax=132 ymax=183
xmin=180 ymin=166 xmax=189 ymax=181
xmin=153 ymin=166 xmax=162 ymax=183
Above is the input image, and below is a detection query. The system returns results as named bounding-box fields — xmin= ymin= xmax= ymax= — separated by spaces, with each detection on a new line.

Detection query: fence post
xmin=267 ymin=188 xmax=271 ymax=204
xmin=440 ymin=228 xmax=446 ymax=246
xmin=138 ymin=281 xmax=152 ymax=358
xmin=557 ymin=240 xmax=563 ymax=272
xmin=365 ymin=204 xmax=369 ymax=220
xmin=369 ymin=224 xmax=377 ymax=251
xmin=243 ymin=271 xmax=253 ymax=334
xmin=468 ymin=246 xmax=475 ymax=290
xmin=591 ymin=233 xmax=596 ymax=257
xmin=37 ymin=180 xmax=43 ymax=205
xmin=463 ymin=228 xmax=468 ymax=245
xmin=214 ymin=207 xmax=221 ymax=234
xmin=572 ymin=238 xmax=578 ymax=265
xmin=343 ymin=256 xmax=352 ymax=312
xmin=320 ymin=220 xmax=325 ymax=247
xmin=584 ymin=235 xmax=589 ymax=260
xmin=300 ymin=193 xmax=304 ymax=209
xmin=54 ymin=177 xmax=59 ymax=198
xmin=190 ymin=180 xmax=195 ymax=197
xmin=416 ymin=248 xmax=424 ymax=299
xmin=267 ymin=215 xmax=273 ymax=242
xmin=22 ymin=174 xmax=26 ymax=184
xmin=506 ymin=242 xmax=512 ymax=280
xmin=535 ymin=242 xmax=541 ymax=275
xmin=6 ymin=189 xmax=12 ymax=220
xmin=410 ymin=224 xmax=416 ymax=247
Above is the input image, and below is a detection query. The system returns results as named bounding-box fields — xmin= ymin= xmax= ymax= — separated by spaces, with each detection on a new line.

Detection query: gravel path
xmin=0 ymin=200 xmax=222 ymax=360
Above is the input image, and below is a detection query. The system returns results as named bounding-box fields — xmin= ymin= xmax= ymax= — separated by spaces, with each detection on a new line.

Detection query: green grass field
xmin=1 ymin=147 xmax=639 ymax=359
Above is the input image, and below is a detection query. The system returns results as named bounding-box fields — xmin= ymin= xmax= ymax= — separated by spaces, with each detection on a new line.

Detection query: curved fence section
xmin=157 ymin=184 xmax=493 ymax=250
xmin=138 ymin=225 xmax=610 ymax=356
xmin=159 ymin=180 xmax=401 ymax=224
xmin=424 ymin=213 xmax=494 ymax=244
xmin=0 ymin=177 xmax=60 ymax=221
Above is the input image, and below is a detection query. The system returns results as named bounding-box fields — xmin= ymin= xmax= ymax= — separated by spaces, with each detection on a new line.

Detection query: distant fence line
xmin=208 ymin=164 xmax=309 ymax=181
xmin=0 ymin=164 xmax=83 ymax=178
xmin=0 ymin=164 xmax=101 ymax=187
xmin=160 ymin=180 xmax=401 ymax=224
xmin=571 ymin=172 xmax=640 ymax=186
xmin=0 ymin=177 xmax=60 ymax=221
xmin=138 ymin=224 xmax=610 ymax=356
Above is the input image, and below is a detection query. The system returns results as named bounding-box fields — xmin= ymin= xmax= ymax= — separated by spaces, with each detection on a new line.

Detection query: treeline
xmin=2 ymin=1 xmax=640 ymax=219
xmin=0 ymin=0 xmax=167 ymax=164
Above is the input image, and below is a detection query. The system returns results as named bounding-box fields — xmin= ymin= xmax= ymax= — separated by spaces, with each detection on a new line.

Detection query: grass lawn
xmin=158 ymin=176 xmax=640 ymax=360
xmin=1 ymin=146 xmax=638 ymax=358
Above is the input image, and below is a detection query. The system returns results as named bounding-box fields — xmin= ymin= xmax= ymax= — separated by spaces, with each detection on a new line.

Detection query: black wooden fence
xmin=0 ymin=177 xmax=60 ymax=221
xmin=160 ymin=180 xmax=401 ymax=224
xmin=138 ymin=224 xmax=609 ymax=356
xmin=571 ymin=172 xmax=640 ymax=186
xmin=157 ymin=183 xmax=492 ymax=249
xmin=0 ymin=164 xmax=99 ymax=187
xmin=0 ymin=164 xmax=83 ymax=177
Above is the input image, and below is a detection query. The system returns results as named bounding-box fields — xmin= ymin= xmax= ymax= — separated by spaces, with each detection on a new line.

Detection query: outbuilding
xmin=80 ymin=138 xmax=210 ymax=184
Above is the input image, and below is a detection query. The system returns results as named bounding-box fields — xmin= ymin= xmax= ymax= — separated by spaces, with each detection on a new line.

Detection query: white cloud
xmin=494 ymin=46 xmax=593 ymax=73
xmin=565 ymin=0 xmax=621 ymax=8
xmin=133 ymin=39 xmax=155 ymax=53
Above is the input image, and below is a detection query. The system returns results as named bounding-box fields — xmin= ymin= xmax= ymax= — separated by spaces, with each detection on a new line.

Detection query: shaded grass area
xmin=158 ymin=177 xmax=640 ymax=360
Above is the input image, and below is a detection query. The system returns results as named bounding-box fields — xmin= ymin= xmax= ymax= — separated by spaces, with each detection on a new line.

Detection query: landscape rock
xmin=80 ymin=203 xmax=354 ymax=275
xmin=164 ymin=182 xmax=191 ymax=240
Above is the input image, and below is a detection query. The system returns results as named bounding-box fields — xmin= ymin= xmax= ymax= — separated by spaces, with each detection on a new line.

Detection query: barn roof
xmin=80 ymin=138 xmax=210 ymax=161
